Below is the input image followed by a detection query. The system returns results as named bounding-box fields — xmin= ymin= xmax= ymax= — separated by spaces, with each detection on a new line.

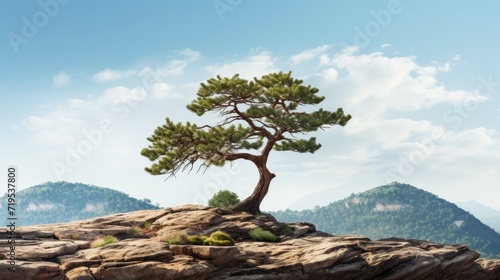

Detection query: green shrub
xmin=165 ymin=230 xmax=234 ymax=246
xmin=91 ymin=235 xmax=119 ymax=248
xmin=208 ymin=190 xmax=240 ymax=209
xmin=249 ymin=227 xmax=279 ymax=242
xmin=128 ymin=227 xmax=143 ymax=235
xmin=70 ymin=234 xmax=80 ymax=240
xmin=204 ymin=230 xmax=235 ymax=246
xmin=204 ymin=238 xmax=234 ymax=246
xmin=186 ymin=235 xmax=207 ymax=245
xmin=277 ymin=222 xmax=293 ymax=236
xmin=143 ymin=221 xmax=152 ymax=229
xmin=164 ymin=231 xmax=187 ymax=244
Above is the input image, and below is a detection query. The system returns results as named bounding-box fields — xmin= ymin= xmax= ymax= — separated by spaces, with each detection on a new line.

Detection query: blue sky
xmin=1 ymin=0 xmax=500 ymax=211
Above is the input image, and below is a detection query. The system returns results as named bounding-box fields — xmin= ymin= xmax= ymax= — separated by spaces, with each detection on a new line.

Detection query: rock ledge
xmin=1 ymin=205 xmax=499 ymax=279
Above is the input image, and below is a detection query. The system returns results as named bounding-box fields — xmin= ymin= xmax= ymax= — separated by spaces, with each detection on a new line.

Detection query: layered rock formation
xmin=1 ymin=205 xmax=499 ymax=279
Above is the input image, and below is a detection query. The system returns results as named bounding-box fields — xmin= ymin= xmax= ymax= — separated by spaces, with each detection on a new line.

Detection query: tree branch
xmin=233 ymin=103 xmax=274 ymax=139
xmin=226 ymin=152 xmax=259 ymax=165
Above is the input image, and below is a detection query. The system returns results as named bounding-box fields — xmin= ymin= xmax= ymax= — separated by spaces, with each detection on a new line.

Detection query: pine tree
xmin=141 ymin=71 xmax=351 ymax=214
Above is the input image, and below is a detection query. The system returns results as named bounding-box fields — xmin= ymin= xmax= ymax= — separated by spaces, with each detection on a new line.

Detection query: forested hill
xmin=271 ymin=182 xmax=500 ymax=259
xmin=0 ymin=181 xmax=159 ymax=226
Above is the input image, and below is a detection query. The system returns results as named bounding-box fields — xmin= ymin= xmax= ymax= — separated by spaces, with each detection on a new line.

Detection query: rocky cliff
xmin=1 ymin=205 xmax=499 ymax=279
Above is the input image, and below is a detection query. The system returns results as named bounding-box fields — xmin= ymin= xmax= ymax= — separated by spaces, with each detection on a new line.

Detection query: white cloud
xmin=24 ymin=115 xmax=53 ymax=131
xmin=380 ymin=43 xmax=392 ymax=49
xmin=290 ymin=45 xmax=331 ymax=65
xmin=99 ymin=86 xmax=147 ymax=105
xmin=317 ymin=50 xmax=487 ymax=117
xmin=22 ymin=86 xmax=147 ymax=145
xmin=206 ymin=50 xmax=276 ymax=79
xmin=432 ymin=55 xmax=461 ymax=73
xmin=177 ymin=48 xmax=201 ymax=62
xmin=53 ymin=71 xmax=71 ymax=87
xmin=140 ymin=48 xmax=201 ymax=78
xmin=320 ymin=68 xmax=338 ymax=83
xmin=93 ymin=69 xmax=136 ymax=83
xmin=151 ymin=82 xmax=179 ymax=99
xmin=22 ymin=110 xmax=89 ymax=145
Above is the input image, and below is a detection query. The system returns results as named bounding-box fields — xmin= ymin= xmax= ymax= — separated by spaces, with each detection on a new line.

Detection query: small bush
xmin=128 ymin=227 xmax=143 ymax=235
xmin=91 ymin=235 xmax=119 ymax=248
xmin=204 ymin=230 xmax=235 ymax=246
xmin=143 ymin=221 xmax=152 ymax=229
xmin=249 ymin=227 xmax=279 ymax=242
xmin=70 ymin=234 xmax=80 ymax=240
xmin=164 ymin=231 xmax=187 ymax=244
xmin=204 ymin=239 xmax=234 ymax=246
xmin=208 ymin=190 xmax=240 ymax=209
xmin=186 ymin=235 xmax=207 ymax=245
xmin=277 ymin=222 xmax=293 ymax=236
xmin=165 ymin=230 xmax=234 ymax=246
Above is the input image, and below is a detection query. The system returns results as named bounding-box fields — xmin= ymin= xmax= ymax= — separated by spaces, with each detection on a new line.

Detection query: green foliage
xmin=186 ymin=235 xmax=207 ymax=245
xmin=128 ymin=227 xmax=143 ymax=236
xmin=143 ymin=221 xmax=152 ymax=229
xmin=164 ymin=231 xmax=234 ymax=246
xmin=0 ymin=181 xmax=160 ymax=226
xmin=141 ymin=71 xmax=351 ymax=177
xmin=70 ymin=234 xmax=81 ymax=240
xmin=277 ymin=222 xmax=293 ymax=236
xmin=164 ymin=231 xmax=187 ymax=245
xmin=271 ymin=182 xmax=500 ymax=259
xmin=204 ymin=230 xmax=235 ymax=246
xmin=249 ymin=227 xmax=279 ymax=242
xmin=208 ymin=190 xmax=241 ymax=209
xmin=91 ymin=235 xmax=118 ymax=248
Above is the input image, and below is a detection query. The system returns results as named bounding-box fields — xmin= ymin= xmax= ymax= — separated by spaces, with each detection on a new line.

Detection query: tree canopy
xmin=141 ymin=71 xmax=351 ymax=214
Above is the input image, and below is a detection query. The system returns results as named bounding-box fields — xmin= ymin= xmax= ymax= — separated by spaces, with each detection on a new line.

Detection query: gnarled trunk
xmin=230 ymin=165 xmax=275 ymax=214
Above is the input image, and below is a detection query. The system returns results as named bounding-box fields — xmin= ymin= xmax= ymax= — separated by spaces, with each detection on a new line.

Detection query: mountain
xmin=271 ymin=182 xmax=500 ymax=259
xmin=0 ymin=181 xmax=159 ymax=226
xmin=457 ymin=200 xmax=500 ymax=232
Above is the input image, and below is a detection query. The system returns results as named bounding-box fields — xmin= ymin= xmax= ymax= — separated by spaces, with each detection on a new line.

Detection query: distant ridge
xmin=271 ymin=182 xmax=500 ymax=259
xmin=0 ymin=181 xmax=159 ymax=226
xmin=457 ymin=200 xmax=500 ymax=232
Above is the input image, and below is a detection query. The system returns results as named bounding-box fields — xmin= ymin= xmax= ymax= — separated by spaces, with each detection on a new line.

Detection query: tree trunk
xmin=230 ymin=165 xmax=275 ymax=214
